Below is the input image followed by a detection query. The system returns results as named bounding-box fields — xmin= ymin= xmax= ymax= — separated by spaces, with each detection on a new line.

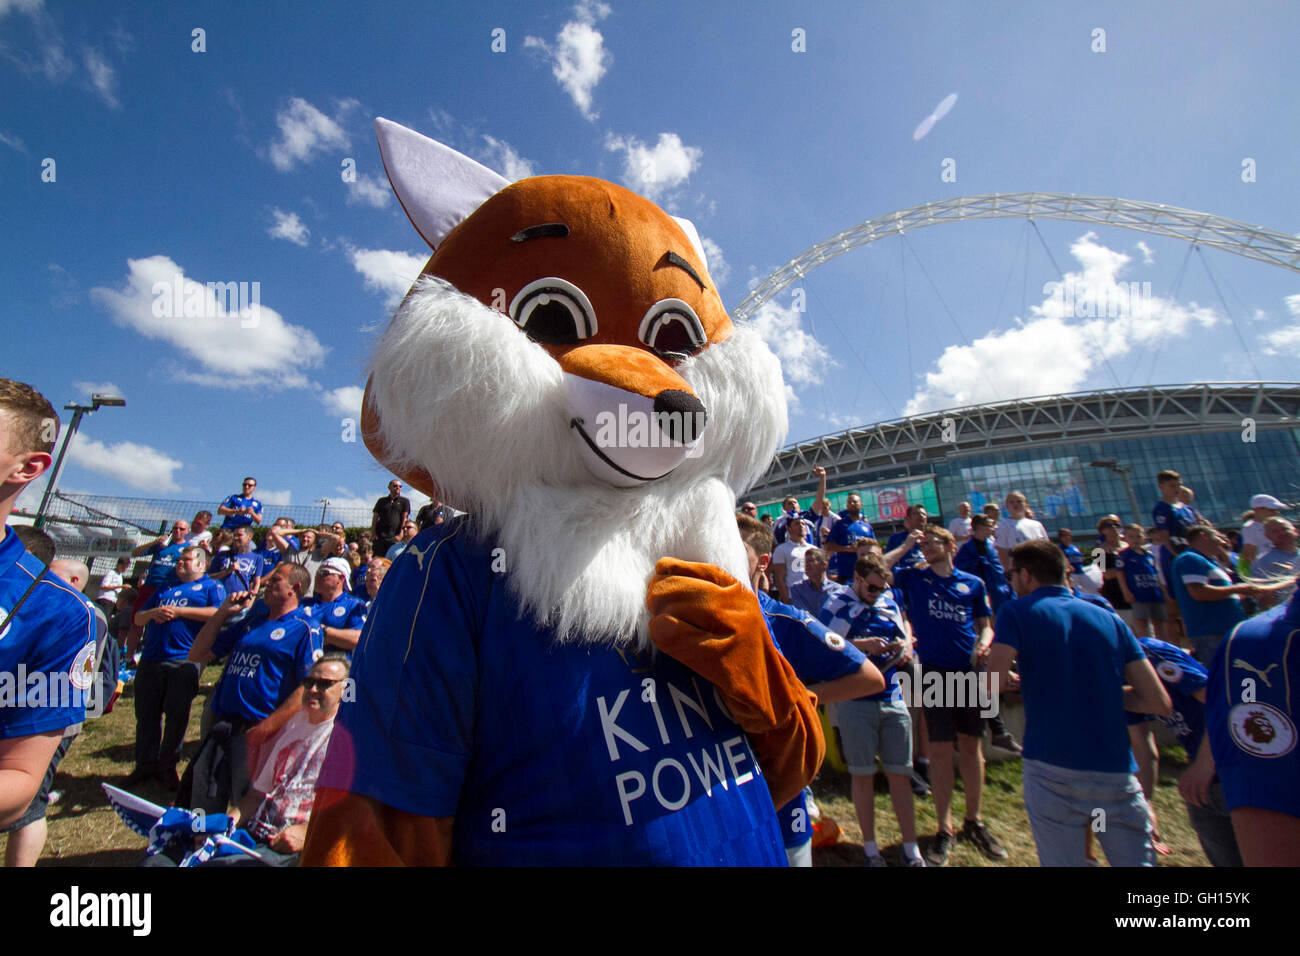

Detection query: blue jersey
xmin=953 ymin=538 xmax=1014 ymax=612
xmin=0 ymin=527 xmax=98 ymax=738
xmin=210 ymin=606 xmax=322 ymax=722
xmin=1152 ymin=500 xmax=1197 ymax=539
xmin=758 ymin=591 xmax=865 ymax=848
xmin=219 ymin=494 xmax=263 ymax=529
xmin=886 ymin=531 xmax=926 ymax=571
xmin=140 ymin=576 xmax=226 ymax=662
xmin=788 ymin=577 xmax=848 ymax=620
xmin=1205 ymin=596 xmax=1300 ymax=817
xmin=143 ymin=539 xmax=187 ymax=588
xmin=993 ymin=586 xmax=1144 ymax=773
xmin=1128 ymin=637 xmax=1207 ymax=760
xmin=316 ymin=520 xmax=788 ymax=865
xmin=827 ymin=512 xmax=875 ymax=580
xmin=893 ymin=567 xmax=991 ymax=670
xmin=1060 ymin=543 xmax=1084 ymax=574
xmin=211 ymin=551 xmax=267 ymax=591
xmin=818 ymin=591 xmax=907 ymax=702
xmin=350 ymin=563 xmax=369 ymax=594
xmin=1115 ymin=546 xmax=1163 ymax=604
xmin=1172 ymin=550 xmax=1245 ymax=638
xmin=300 ymin=592 xmax=368 ymax=641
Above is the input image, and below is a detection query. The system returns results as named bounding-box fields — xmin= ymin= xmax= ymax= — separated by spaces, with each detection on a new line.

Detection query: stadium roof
xmin=746 ymin=381 xmax=1300 ymax=500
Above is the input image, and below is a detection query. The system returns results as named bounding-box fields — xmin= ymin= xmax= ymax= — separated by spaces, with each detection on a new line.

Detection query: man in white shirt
xmin=771 ymin=516 xmax=813 ymax=604
xmin=948 ymin=501 xmax=973 ymax=546
xmin=994 ymin=491 xmax=1048 ymax=572
xmin=1240 ymin=493 xmax=1288 ymax=573
xmin=184 ymin=510 xmax=214 ymax=554
xmin=95 ymin=556 xmax=130 ymax=617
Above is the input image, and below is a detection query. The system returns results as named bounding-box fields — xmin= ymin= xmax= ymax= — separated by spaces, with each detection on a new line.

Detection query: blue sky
xmin=3 ymin=0 xmax=1298 ymax=515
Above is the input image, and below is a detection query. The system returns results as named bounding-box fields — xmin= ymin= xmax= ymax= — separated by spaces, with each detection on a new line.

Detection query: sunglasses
xmin=303 ymin=677 xmax=345 ymax=691
xmin=863 ymin=583 xmax=886 ymax=594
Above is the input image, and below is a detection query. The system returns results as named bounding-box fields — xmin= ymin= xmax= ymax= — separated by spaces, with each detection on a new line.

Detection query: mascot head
xmin=364 ymin=119 xmax=788 ymax=644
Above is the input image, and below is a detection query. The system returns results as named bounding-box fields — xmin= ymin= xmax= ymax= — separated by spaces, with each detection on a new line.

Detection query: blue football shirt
xmin=143 ymin=539 xmax=187 ymax=587
xmin=758 ymin=591 xmax=866 ymax=849
xmin=994 ymin=586 xmax=1144 ymax=773
xmin=1127 ymin=637 xmax=1207 ymax=760
xmin=210 ymin=607 xmax=323 ymax=723
xmin=1172 ymin=550 xmax=1246 ymax=638
xmin=818 ymin=591 xmax=907 ymax=702
xmin=1115 ymin=546 xmax=1164 ymax=604
xmin=0 ymin=527 xmax=97 ymax=738
xmin=953 ymin=538 xmax=1014 ymax=612
xmin=300 ymin=592 xmax=368 ymax=649
xmin=140 ymin=576 xmax=227 ymax=662
xmin=1205 ymin=597 xmax=1300 ymax=816
xmin=827 ymin=511 xmax=875 ymax=580
xmin=886 ymin=531 xmax=926 ymax=571
xmin=211 ymin=551 xmax=268 ymax=591
xmin=219 ymin=494 xmax=263 ymax=529
xmin=893 ymin=567 xmax=991 ymax=670
xmin=316 ymin=520 xmax=788 ymax=865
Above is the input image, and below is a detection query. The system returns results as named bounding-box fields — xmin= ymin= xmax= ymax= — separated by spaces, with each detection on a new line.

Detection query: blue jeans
xmin=1022 ymin=759 xmax=1155 ymax=867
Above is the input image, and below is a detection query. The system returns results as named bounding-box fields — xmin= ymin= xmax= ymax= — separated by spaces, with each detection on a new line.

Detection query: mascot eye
xmin=639 ymin=299 xmax=706 ymax=361
xmin=509 ymin=277 xmax=597 ymax=345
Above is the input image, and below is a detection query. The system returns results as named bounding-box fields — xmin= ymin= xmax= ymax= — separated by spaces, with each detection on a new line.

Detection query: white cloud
xmin=747 ymin=299 xmax=834 ymax=395
xmin=267 ymin=207 xmax=309 ymax=246
xmin=700 ymin=237 xmax=730 ymax=287
xmin=82 ymin=46 xmax=118 ymax=108
xmin=478 ymin=134 xmax=536 ymax=181
xmin=349 ymin=247 xmax=427 ymax=308
xmin=72 ymin=381 xmax=124 ymax=401
xmin=321 ymin=384 xmax=364 ymax=420
xmin=1135 ymin=241 xmax=1154 ymax=265
xmin=90 ymin=255 xmax=327 ymax=389
xmin=902 ymin=233 xmax=1219 ymax=415
xmin=268 ymin=97 xmax=353 ymax=172
xmin=604 ymin=131 xmax=702 ymax=201
xmin=258 ymin=488 xmax=293 ymax=506
xmin=0 ymin=130 xmax=27 ymax=153
xmin=0 ymin=0 xmax=42 ymax=14
xmin=1259 ymin=293 xmax=1300 ymax=356
xmin=345 ymin=172 xmax=392 ymax=209
xmin=524 ymin=0 xmax=611 ymax=121
xmin=67 ymin=434 xmax=183 ymax=493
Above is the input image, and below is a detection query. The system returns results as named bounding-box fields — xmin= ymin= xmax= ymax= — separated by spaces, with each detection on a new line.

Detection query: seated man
xmin=144 ymin=654 xmax=348 ymax=867
xmin=298 ymin=558 xmax=368 ymax=653
xmin=182 ymin=563 xmax=323 ymax=814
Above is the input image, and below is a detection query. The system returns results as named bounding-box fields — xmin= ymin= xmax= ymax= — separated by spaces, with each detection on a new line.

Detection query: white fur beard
xmin=369 ymin=276 xmax=789 ymax=647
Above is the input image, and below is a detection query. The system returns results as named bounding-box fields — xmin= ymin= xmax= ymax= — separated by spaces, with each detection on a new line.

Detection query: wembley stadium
xmin=744 ymin=381 xmax=1300 ymax=542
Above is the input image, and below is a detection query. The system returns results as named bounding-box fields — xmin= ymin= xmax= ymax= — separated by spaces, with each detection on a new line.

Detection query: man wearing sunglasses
xmin=218 ymin=477 xmax=264 ymax=530
xmin=372 ymin=479 xmax=410 ymax=560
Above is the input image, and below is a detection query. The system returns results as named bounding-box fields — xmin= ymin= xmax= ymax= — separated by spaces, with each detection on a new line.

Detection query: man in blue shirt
xmin=820 ymin=555 xmax=925 ymax=866
xmin=299 ymin=557 xmax=368 ymax=654
xmin=218 ymin=476 xmax=264 ymax=530
xmin=126 ymin=518 xmax=190 ymax=652
xmin=128 ymin=546 xmax=226 ymax=789
xmin=0 ymin=379 xmax=99 ymax=838
xmin=184 ymin=563 xmax=322 ymax=813
xmin=210 ymin=526 xmax=267 ymax=596
xmin=1129 ymin=637 xmax=1242 ymax=867
xmin=739 ymin=514 xmax=882 ymax=865
xmin=885 ymin=504 xmax=929 ymax=572
xmin=1056 ymin=528 xmax=1084 ymax=574
xmin=788 ymin=548 xmax=846 ymax=619
xmin=1198 ymin=588 xmax=1300 ymax=865
xmin=1114 ymin=524 xmax=1170 ymax=641
xmin=1151 ymin=468 xmax=1197 ymax=588
xmin=954 ymin=514 xmax=1014 ymax=613
xmin=825 ymin=492 xmax=875 ymax=583
xmin=1171 ymin=526 xmax=1259 ymax=664
xmin=893 ymin=526 xmax=1005 ymax=864
xmin=989 ymin=540 xmax=1170 ymax=867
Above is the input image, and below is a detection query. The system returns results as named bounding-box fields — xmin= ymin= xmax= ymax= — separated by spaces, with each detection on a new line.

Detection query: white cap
xmin=319 ymin=557 xmax=353 ymax=590
xmin=1250 ymin=494 xmax=1287 ymax=511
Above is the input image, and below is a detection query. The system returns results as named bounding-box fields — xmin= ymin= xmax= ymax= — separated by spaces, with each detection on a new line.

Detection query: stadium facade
xmin=745 ymin=382 xmax=1300 ymax=541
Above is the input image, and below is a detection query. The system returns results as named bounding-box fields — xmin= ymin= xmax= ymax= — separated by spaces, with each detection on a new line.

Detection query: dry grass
xmin=8 ymin=672 xmax=1211 ymax=867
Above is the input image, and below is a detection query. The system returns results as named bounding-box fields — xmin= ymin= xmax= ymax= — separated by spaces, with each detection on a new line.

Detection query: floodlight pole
xmin=316 ymin=498 xmax=330 ymax=525
xmin=34 ymin=395 xmax=125 ymax=530
xmin=1089 ymin=459 xmax=1142 ymax=527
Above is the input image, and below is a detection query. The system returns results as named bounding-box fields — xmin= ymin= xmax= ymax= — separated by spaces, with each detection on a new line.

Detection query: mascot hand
xmin=646 ymin=558 xmax=824 ymax=808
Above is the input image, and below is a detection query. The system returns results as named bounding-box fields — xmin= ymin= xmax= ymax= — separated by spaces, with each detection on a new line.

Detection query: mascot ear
xmin=670 ymin=215 xmax=710 ymax=273
xmin=361 ymin=375 xmax=444 ymax=504
xmin=374 ymin=117 xmax=511 ymax=250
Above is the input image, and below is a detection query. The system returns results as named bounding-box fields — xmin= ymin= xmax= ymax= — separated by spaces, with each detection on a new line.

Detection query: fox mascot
xmin=301 ymin=119 xmax=823 ymax=865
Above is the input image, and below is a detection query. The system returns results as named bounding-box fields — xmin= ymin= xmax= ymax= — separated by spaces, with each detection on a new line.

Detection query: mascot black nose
xmin=653 ymin=389 xmax=707 ymax=444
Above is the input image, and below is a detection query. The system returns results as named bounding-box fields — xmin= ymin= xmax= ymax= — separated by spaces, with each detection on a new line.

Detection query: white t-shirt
xmin=994 ymin=516 xmax=1048 ymax=553
xmin=1240 ymin=520 xmax=1269 ymax=554
xmin=249 ymin=710 xmax=336 ymax=842
xmin=97 ymin=568 xmax=124 ymax=600
xmin=948 ymin=516 xmax=972 ymax=542
xmin=772 ymin=541 xmax=812 ymax=590
xmin=184 ymin=529 xmax=214 ymax=552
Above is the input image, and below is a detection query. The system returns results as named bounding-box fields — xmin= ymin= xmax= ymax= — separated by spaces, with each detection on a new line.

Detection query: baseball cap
xmin=319 ymin=557 xmax=353 ymax=589
xmin=1250 ymin=494 xmax=1287 ymax=510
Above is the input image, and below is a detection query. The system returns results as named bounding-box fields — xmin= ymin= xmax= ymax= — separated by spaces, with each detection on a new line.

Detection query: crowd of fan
xmin=740 ymin=465 xmax=1298 ymax=866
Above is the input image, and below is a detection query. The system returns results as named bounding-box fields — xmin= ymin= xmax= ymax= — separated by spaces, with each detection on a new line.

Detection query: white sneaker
xmin=905 ymin=853 xmax=926 ymax=867
xmin=865 ymin=851 xmax=889 ymax=867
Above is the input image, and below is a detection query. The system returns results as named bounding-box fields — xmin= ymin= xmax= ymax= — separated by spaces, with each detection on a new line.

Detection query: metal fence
xmin=29 ymin=491 xmax=374 ymax=533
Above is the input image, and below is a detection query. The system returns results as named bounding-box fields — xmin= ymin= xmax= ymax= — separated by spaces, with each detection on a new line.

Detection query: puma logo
xmin=1234 ymin=658 xmax=1279 ymax=687
xmin=406 ymin=539 xmax=437 ymax=572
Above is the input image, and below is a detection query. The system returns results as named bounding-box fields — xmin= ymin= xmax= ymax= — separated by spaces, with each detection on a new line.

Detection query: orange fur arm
xmin=301 ymin=787 xmax=454 ymax=866
xmin=646 ymin=558 xmax=825 ymax=809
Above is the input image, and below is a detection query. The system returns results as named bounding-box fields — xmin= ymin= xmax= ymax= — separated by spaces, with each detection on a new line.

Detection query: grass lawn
xmin=7 ymin=673 xmax=1210 ymax=867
